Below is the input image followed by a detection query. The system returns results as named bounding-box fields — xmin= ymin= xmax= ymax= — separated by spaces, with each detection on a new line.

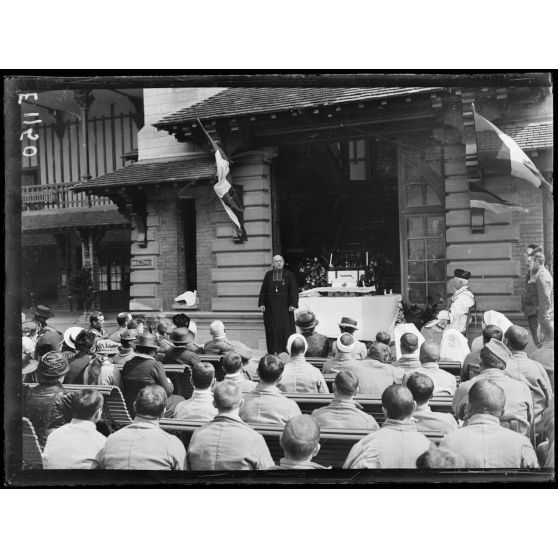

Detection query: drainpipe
xmin=74 ymin=89 xmax=94 ymax=181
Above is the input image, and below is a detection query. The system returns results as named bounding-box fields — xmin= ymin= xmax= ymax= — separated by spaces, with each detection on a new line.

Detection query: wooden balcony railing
xmin=22 ymin=183 xmax=114 ymax=211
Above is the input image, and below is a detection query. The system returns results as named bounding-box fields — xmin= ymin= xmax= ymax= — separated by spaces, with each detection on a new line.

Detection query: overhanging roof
xmin=22 ymin=206 xmax=129 ymax=232
xmin=153 ymin=87 xmax=444 ymax=130
xmin=73 ymin=154 xmax=216 ymax=192
xmin=502 ymin=121 xmax=553 ymax=151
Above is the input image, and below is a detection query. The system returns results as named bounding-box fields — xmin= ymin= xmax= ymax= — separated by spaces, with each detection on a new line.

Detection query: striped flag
xmin=469 ymin=182 xmax=529 ymax=214
xmin=197 ymin=119 xmax=248 ymax=242
xmin=469 ymin=109 xmax=552 ymax=213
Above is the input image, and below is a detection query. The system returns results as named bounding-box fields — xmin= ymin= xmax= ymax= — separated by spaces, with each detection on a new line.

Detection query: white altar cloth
xmin=297 ymin=294 xmax=402 ymax=341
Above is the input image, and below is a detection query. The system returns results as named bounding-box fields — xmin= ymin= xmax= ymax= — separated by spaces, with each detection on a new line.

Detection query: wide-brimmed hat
xmin=96 ymin=340 xmax=120 ymax=355
xmin=22 ymin=320 xmax=38 ymax=333
xmin=482 ymin=310 xmax=513 ymax=333
xmin=63 ymin=326 xmax=84 ymax=350
xmin=338 ymin=316 xmax=358 ymax=330
xmin=22 ymin=358 xmax=39 ymax=376
xmin=295 ymin=311 xmax=319 ymax=330
xmin=33 ymin=305 xmax=55 ymax=319
xmin=170 ymin=327 xmax=195 ymax=345
xmin=454 ymin=269 xmax=471 ymax=280
xmin=36 ymin=351 xmax=69 ymax=378
xmin=121 ymin=329 xmax=138 ymax=341
xmin=484 ymin=338 xmax=512 ymax=364
xmin=135 ymin=333 xmax=158 ymax=349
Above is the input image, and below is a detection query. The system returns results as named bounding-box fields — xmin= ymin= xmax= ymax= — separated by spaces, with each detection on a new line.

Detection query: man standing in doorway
xmin=258 ymin=255 xmax=299 ymax=354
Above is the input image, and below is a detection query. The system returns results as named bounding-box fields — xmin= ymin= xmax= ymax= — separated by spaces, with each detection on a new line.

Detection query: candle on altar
xmin=365 ymin=251 xmax=369 ymax=266
xmin=329 ymin=253 xmax=333 ymax=267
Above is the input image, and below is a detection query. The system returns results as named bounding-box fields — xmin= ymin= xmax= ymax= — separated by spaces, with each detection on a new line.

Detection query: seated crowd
xmin=21 ymin=306 xmax=554 ymax=471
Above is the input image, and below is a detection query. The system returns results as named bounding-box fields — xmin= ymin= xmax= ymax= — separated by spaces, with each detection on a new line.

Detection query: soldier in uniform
xmin=447 ymin=269 xmax=475 ymax=335
xmin=523 ymin=248 xmax=553 ymax=347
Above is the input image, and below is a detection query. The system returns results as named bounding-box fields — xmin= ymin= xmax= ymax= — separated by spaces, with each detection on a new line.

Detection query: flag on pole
xmin=473 ymin=110 xmax=552 ymax=190
xmin=197 ymin=119 xmax=248 ymax=242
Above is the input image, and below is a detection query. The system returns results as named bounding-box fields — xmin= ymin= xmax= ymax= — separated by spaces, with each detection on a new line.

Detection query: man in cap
xmin=87 ymin=311 xmax=108 ymax=340
xmin=530 ymin=320 xmax=554 ymax=387
xmin=270 ymin=415 xmax=329 ymax=470
xmin=108 ymin=312 xmax=133 ymax=343
xmin=24 ymin=351 xmax=74 ymax=449
xmin=112 ymin=329 xmax=138 ymax=365
xmin=452 ymin=339 xmax=534 ymax=436
xmin=173 ymin=362 xmax=217 ymax=421
xmin=523 ymin=250 xmax=553 ymax=346
xmin=42 ymin=389 xmax=106 ymax=469
xmin=329 ymin=317 xmax=368 ymax=360
xmin=204 ymin=320 xmax=254 ymax=360
xmin=220 ymin=351 xmax=257 ymax=393
xmin=406 ymin=341 xmax=457 ymax=396
xmin=163 ymin=327 xmax=202 ymax=368
xmin=240 ymin=354 xmax=302 ymax=425
xmin=343 ymin=385 xmax=431 ymax=469
xmin=322 ymin=333 xmax=359 ymax=375
xmin=121 ymin=333 xmax=183 ymax=417
xmin=279 ymin=334 xmax=329 ymax=394
xmin=447 ymin=269 xmax=475 ymax=335
xmin=295 ymin=310 xmax=329 ymax=358
xmin=65 ymin=330 xmax=97 ymax=384
xmin=470 ymin=311 xmax=513 ymax=353
xmin=442 ymin=379 xmax=538 ymax=468
xmin=187 ymin=380 xmax=275 ymax=470
xmin=462 ymin=324 xmax=504 ymax=382
xmin=407 ymin=373 xmax=458 ymax=436
xmin=311 ymin=369 xmax=379 ymax=431
xmin=33 ymin=305 xmax=64 ymax=359
xmin=504 ymin=325 xmax=553 ymax=430
xmin=97 ymin=385 xmax=186 ymax=470
xmin=351 ymin=342 xmax=404 ymax=397
xmin=258 ymin=254 xmax=299 ymax=354
xmin=393 ymin=333 xmax=422 ymax=375
xmin=420 ymin=310 xmax=451 ymax=346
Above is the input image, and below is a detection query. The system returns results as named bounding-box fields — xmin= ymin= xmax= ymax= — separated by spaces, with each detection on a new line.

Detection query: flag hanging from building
xmin=469 ymin=182 xmax=529 ymax=214
xmin=197 ymin=119 xmax=248 ymax=242
xmin=473 ymin=109 xmax=552 ymax=189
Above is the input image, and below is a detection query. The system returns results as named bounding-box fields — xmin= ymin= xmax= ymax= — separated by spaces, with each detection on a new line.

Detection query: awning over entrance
xmin=72 ymin=154 xmax=216 ymax=192
xmin=22 ymin=207 xmax=129 ymax=232
xmin=153 ymin=87 xmax=445 ymax=131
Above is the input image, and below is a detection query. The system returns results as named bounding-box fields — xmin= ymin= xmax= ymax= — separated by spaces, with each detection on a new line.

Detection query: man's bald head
xmin=290 ymin=336 xmax=307 ymax=357
xmin=381 ymin=385 xmax=415 ymax=420
xmin=400 ymin=333 xmax=418 ymax=355
xmin=504 ymin=325 xmax=529 ymax=351
xmin=213 ymin=380 xmax=242 ymax=413
xmin=419 ymin=341 xmax=440 ymax=364
xmin=468 ymin=379 xmax=506 ymax=418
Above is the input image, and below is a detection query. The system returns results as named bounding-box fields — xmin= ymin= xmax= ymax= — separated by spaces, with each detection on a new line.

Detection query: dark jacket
xmin=65 ymin=352 xmax=92 ymax=384
xmin=121 ymin=355 xmax=174 ymax=414
xmin=24 ymin=383 xmax=74 ymax=449
xmin=163 ymin=346 xmax=202 ymax=368
xmin=301 ymin=330 xmax=330 ymax=358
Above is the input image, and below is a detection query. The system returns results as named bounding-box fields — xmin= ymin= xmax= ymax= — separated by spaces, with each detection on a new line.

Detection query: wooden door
xmin=97 ymin=244 xmax=130 ymax=310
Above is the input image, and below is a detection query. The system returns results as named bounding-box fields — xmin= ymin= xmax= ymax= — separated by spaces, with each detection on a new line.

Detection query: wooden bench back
xmin=282 ymin=393 xmax=454 ymax=425
xmin=159 ymin=419 xmax=444 ymax=468
xmin=22 ymin=417 xmax=43 ymax=469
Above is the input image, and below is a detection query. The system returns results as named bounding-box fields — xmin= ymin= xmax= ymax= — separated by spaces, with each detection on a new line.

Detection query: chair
xmin=163 ymin=364 xmax=193 ymax=399
xmin=22 ymin=417 xmax=43 ymax=469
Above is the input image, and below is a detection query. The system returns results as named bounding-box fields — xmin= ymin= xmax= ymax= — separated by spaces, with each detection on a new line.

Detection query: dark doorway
xmin=275 ymin=138 xmax=401 ymax=293
xmin=182 ymin=199 xmax=197 ymax=291
xmin=22 ymin=245 xmax=58 ymax=307
xmin=97 ymin=244 xmax=130 ymax=310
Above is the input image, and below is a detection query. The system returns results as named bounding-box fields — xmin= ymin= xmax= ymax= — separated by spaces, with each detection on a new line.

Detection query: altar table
xmin=296 ymin=294 xmax=402 ymax=341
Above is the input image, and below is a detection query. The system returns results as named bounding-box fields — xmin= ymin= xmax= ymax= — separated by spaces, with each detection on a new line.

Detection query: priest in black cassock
xmin=258 ymin=255 xmax=299 ymax=354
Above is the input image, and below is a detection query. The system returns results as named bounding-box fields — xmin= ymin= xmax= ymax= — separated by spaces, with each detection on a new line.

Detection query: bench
xmin=282 ymin=393 xmax=455 ymax=425
xmin=24 ymin=383 xmax=133 ymax=430
xmin=307 ymin=357 xmax=461 ymax=376
xmin=159 ymin=419 xmax=444 ymax=468
xmin=22 ymin=417 xmax=43 ymax=469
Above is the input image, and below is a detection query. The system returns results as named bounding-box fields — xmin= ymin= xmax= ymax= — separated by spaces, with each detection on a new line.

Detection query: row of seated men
xmin=25 ymin=342 xmax=553 ymax=470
